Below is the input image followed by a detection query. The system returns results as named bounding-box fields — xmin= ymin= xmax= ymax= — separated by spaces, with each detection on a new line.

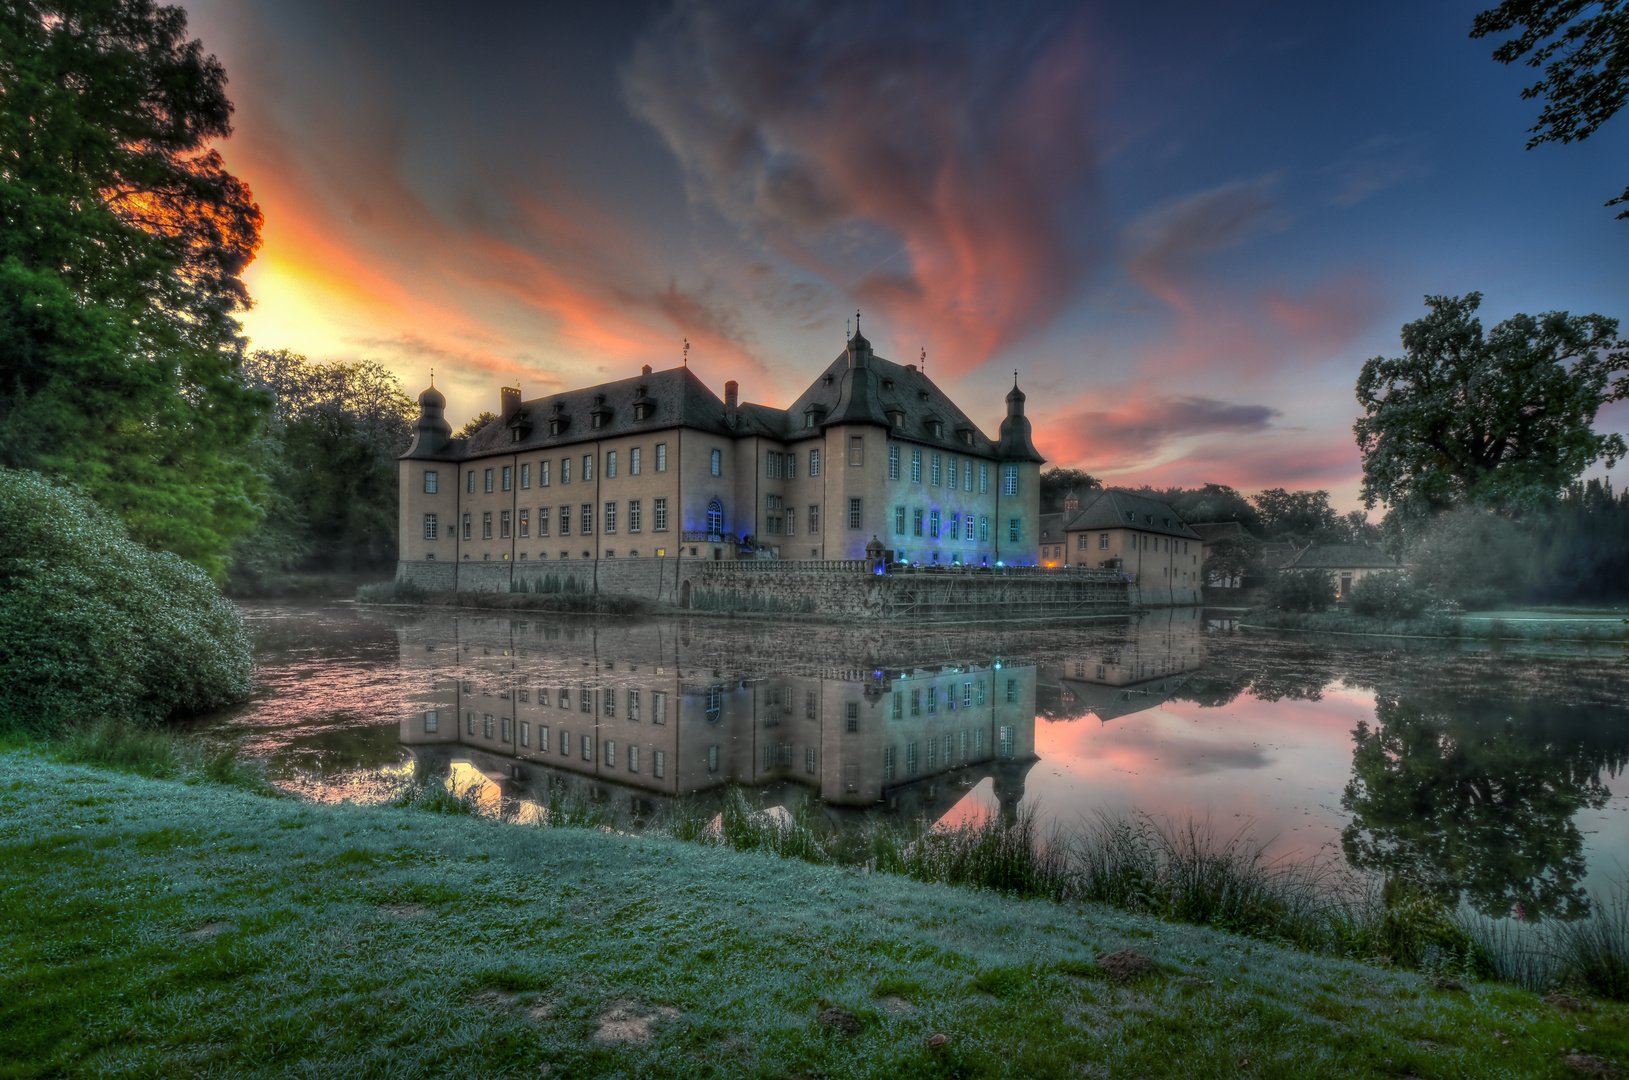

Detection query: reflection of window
xmin=907 ymin=742 xmax=918 ymax=775
xmin=653 ymin=750 xmax=666 ymax=778
xmin=652 ymin=691 xmax=668 ymax=725
xmin=628 ymin=746 xmax=639 ymax=773
xmin=707 ymin=745 xmax=719 ymax=772
xmin=706 ymin=500 xmax=723 ymax=536
xmin=582 ymin=735 xmax=592 ymax=761
xmin=423 ymin=711 xmax=438 ymax=733
xmin=706 ymin=685 xmax=722 ymax=723
xmin=628 ymin=689 xmax=641 ymax=720
xmin=604 ymin=740 xmax=616 ymax=767
xmin=540 ymin=724 xmax=549 ymax=750
xmin=1006 ymin=679 xmax=1016 ymax=703
xmin=999 ymin=725 xmax=1015 ymax=757
xmin=845 ymin=702 xmax=859 ymax=732
xmin=581 ymin=687 xmax=593 ymax=713
xmin=883 ymin=746 xmax=895 ymax=780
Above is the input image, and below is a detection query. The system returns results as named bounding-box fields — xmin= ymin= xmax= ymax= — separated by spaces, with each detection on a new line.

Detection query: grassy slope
xmin=1 ymin=754 xmax=1623 ymax=1080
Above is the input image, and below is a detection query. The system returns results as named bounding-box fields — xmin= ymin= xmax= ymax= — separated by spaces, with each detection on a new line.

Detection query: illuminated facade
xmin=397 ymin=327 xmax=1044 ymax=569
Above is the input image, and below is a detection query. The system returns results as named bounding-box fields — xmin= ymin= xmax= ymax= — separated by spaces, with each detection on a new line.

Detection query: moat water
xmin=194 ymin=601 xmax=1629 ymax=923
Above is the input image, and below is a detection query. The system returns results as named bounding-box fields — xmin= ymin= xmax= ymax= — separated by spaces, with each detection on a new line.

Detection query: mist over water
xmin=196 ymin=602 xmax=1629 ymax=922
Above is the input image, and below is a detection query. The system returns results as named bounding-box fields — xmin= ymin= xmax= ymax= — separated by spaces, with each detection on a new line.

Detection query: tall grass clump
xmin=1469 ymin=885 xmax=1629 ymax=997
xmin=387 ymin=770 xmax=482 ymax=815
xmin=0 ymin=469 xmax=253 ymax=735
xmin=53 ymin=720 xmax=272 ymax=793
xmin=890 ymin=809 xmax=1074 ymax=901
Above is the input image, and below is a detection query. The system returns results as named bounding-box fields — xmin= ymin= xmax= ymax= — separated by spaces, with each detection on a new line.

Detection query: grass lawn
xmin=2 ymin=752 xmax=1624 ymax=1079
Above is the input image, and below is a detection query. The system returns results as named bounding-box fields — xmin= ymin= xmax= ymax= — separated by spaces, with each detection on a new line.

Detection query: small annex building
xmin=1049 ymin=490 xmax=1205 ymax=592
xmin=1282 ymin=543 xmax=1401 ymax=601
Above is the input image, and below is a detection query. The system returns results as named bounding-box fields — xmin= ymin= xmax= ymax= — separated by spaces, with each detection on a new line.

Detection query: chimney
xmin=641 ymin=364 xmax=652 ymax=375
xmin=500 ymin=386 xmax=521 ymax=419
xmin=724 ymin=380 xmax=738 ymax=409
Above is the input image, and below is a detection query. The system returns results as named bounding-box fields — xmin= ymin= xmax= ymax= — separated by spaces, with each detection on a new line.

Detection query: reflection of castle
xmin=397 ymin=614 xmax=1037 ymax=822
xmin=1036 ymin=608 xmax=1201 ymax=723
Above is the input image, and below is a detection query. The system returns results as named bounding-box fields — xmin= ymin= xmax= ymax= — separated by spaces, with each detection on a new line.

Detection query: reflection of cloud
xmin=621 ymin=0 xmax=1103 ymax=375
xmin=1323 ymin=135 xmax=1430 ymax=207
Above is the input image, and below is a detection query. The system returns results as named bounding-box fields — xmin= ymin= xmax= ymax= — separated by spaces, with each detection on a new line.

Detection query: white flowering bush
xmin=0 ymin=469 xmax=253 ymax=733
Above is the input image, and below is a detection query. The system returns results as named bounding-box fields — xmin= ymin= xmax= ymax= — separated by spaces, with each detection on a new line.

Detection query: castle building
xmin=397 ymin=327 xmax=1044 ymax=573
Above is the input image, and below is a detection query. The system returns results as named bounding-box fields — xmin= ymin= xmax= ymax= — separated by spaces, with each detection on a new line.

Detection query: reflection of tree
xmin=1341 ymin=695 xmax=1629 ymax=920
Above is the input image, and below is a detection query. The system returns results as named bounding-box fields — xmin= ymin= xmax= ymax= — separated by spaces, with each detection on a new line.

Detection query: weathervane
xmin=683 ymin=337 xmax=689 ymax=367
xmin=920 ymin=346 xmax=926 ymax=374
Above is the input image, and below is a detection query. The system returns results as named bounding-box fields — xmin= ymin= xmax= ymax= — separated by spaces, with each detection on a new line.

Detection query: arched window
xmin=707 ymin=499 xmax=723 ymax=536
xmin=706 ymin=685 xmax=723 ymax=723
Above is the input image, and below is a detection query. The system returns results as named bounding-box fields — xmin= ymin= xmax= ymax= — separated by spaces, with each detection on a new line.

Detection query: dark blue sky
xmin=189 ymin=0 xmax=1627 ymax=508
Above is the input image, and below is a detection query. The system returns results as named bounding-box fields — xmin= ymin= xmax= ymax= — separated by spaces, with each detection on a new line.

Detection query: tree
xmin=231 ymin=350 xmax=415 ymax=584
xmin=0 ymin=0 xmax=266 ymax=575
xmin=1354 ymin=293 xmax=1627 ymax=512
xmin=1407 ymin=504 xmax=1535 ymax=608
xmin=1472 ymin=0 xmax=1629 ymax=218
xmin=1251 ymin=488 xmax=1342 ymax=543
xmin=458 ymin=412 xmax=497 ymax=440
xmin=1202 ymin=533 xmax=1264 ymax=587
xmin=1040 ymin=467 xmax=1100 ymax=514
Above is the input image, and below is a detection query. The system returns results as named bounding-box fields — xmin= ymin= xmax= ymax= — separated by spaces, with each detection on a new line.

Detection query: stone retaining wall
xmin=396 ymin=559 xmax=1200 ymax=619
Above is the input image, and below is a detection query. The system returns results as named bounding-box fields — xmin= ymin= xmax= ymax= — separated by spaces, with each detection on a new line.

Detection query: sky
xmin=185 ymin=0 xmax=1628 ymax=512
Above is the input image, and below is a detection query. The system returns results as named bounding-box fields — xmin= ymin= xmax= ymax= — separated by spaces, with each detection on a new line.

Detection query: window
xmin=846 ymin=701 xmax=859 ymax=732
xmin=520 ymin=463 xmax=530 ymax=489
xmin=931 ymin=453 xmax=941 ymax=486
xmin=562 ymin=457 xmax=571 ymax=484
xmin=653 ymin=497 xmax=668 ymax=531
xmin=604 ymin=739 xmax=616 ymax=766
xmin=808 ymin=504 xmax=819 ymax=533
xmin=604 ymin=501 xmax=617 ymax=533
xmin=628 ymin=746 xmax=640 ymax=773
xmin=894 ymin=506 xmax=905 ymax=535
xmin=628 ymin=499 xmax=642 ymax=532
xmin=581 ymin=503 xmax=593 ymax=535
xmin=848 ymin=498 xmax=862 ymax=529
xmin=424 ymin=513 xmax=438 ymax=540
xmin=653 ymin=750 xmax=666 ymax=778
xmin=1100 ymin=533 xmax=1110 ymax=550
xmin=848 ymin=436 xmax=864 ymax=466
xmin=883 ymin=746 xmax=896 ymax=780
xmin=628 ymin=689 xmax=641 ymax=720
xmin=502 ymin=466 xmax=512 ymax=491
xmin=711 ymin=448 xmax=722 ymax=476
xmin=807 ymin=746 xmax=817 ymax=775
xmin=582 ymin=454 xmax=593 ymax=481
xmin=502 ymin=717 xmax=512 ymax=742
xmin=656 ymin=442 xmax=668 ymax=472
xmin=606 ymin=450 xmax=617 ymax=478
xmin=1003 ymin=465 xmax=1018 ymax=495
xmin=888 ymin=444 xmax=900 ymax=479
xmin=538 ymin=506 xmax=551 ymax=537
xmin=765 ymin=451 xmax=779 ymax=478
xmin=913 ymin=508 xmax=924 ymax=537
xmin=540 ymin=723 xmax=550 ymax=750
xmin=947 ymin=458 xmax=957 ymax=489
xmin=467 ymin=470 xmax=476 ymax=494
xmin=1009 ymin=518 xmax=1020 ymax=542
xmin=765 ymin=494 xmax=783 ymax=534
xmin=786 ymin=506 xmax=796 ymax=535
xmin=540 ymin=460 xmax=550 ymax=486
xmin=910 ymin=448 xmax=922 ymax=483
xmin=462 ymin=512 xmax=472 ymax=540
xmin=707 ymin=500 xmax=723 ymax=535
xmin=950 ymin=512 xmax=960 ymax=541
xmin=519 ymin=509 xmax=530 ymax=537
xmin=582 ymin=735 xmax=593 ymax=761
xmin=652 ymin=690 xmax=668 ymax=725
xmin=809 ymin=448 xmax=820 ymax=476
xmin=500 ymin=510 xmax=511 ymax=538
xmin=929 ymin=509 xmax=940 ymax=539
xmin=964 ymin=464 xmax=973 ymax=492
xmin=482 ymin=511 xmax=493 ymax=540
xmin=907 ymin=742 xmax=918 ymax=775
xmin=424 ymin=471 xmax=438 ymax=494
xmin=979 ymin=463 xmax=989 ymax=493
xmin=423 ymin=710 xmax=438 ymax=733
xmin=484 ymin=468 xmax=494 ymax=493
xmin=1006 ymin=678 xmax=1017 ymax=703
xmin=630 ymin=446 xmax=641 ymax=475
xmin=559 ymin=504 xmax=571 ymax=535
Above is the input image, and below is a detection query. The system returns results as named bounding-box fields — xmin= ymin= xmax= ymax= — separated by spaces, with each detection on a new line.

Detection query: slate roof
xmin=407 ymin=332 xmax=1033 ymax=463
xmin=1061 ymin=490 xmax=1202 ymax=540
xmin=1187 ymin=521 xmax=1257 ymax=543
xmin=1038 ymin=512 xmax=1068 ymax=544
xmin=1285 ymin=543 xmax=1401 ymax=570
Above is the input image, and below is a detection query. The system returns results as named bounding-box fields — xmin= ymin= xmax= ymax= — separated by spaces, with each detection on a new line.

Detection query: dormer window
xmin=633 ymin=401 xmax=654 ymax=421
xmin=549 ymin=417 xmax=569 ymax=436
xmin=512 ymin=428 xmax=522 ymax=443
xmin=888 ymin=410 xmax=905 ymax=427
xmin=1125 ymin=511 xmax=1135 ymax=522
xmin=919 ymin=391 xmax=930 ymax=401
xmin=591 ymin=414 xmax=603 ymax=429
xmin=822 ymin=374 xmax=834 ymax=387
xmin=882 ymin=379 xmax=894 ymax=390
xmin=589 ymin=394 xmax=612 ymax=429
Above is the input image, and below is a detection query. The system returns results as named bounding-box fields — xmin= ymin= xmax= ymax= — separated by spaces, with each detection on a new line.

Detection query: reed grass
xmin=51 ymin=720 xmax=273 ymax=794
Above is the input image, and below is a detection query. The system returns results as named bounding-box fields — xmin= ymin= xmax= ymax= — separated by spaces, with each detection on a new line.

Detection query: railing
xmin=699 ymin=559 xmax=870 ymax=573
xmin=694 ymin=560 xmax=1126 ymax=581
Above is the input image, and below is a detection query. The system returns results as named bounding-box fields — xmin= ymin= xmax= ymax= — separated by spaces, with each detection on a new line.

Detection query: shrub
xmin=356 ymin=578 xmax=428 ymax=603
xmin=1348 ymin=572 xmax=1429 ymax=618
xmin=1407 ymin=506 xmax=1531 ymax=609
xmin=1265 ymin=568 xmax=1335 ymax=612
xmin=0 ymin=469 xmax=253 ymax=734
